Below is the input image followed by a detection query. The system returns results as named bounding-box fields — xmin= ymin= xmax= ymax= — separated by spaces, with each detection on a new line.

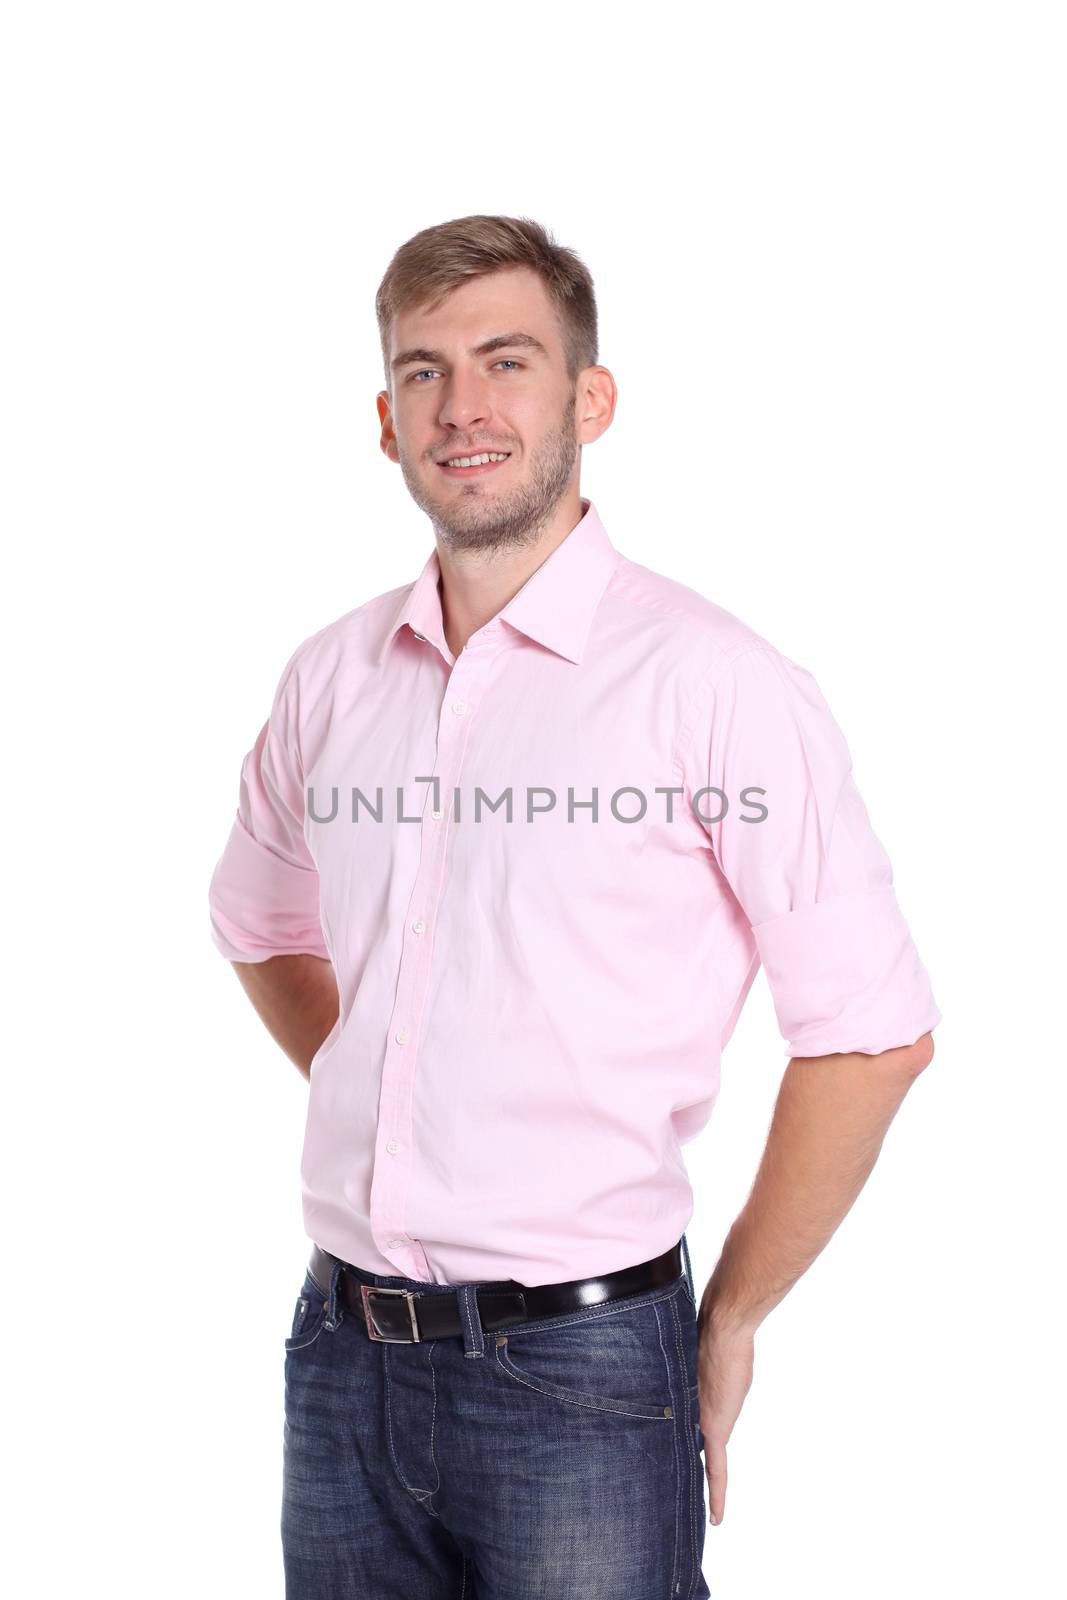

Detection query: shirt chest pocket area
xmin=465 ymin=780 xmax=658 ymax=897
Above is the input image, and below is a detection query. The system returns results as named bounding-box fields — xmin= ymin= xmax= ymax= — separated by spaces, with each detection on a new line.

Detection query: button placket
xmin=367 ymin=634 xmax=506 ymax=1278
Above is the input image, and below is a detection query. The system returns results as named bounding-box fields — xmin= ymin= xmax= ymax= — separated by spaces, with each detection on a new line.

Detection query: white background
xmin=3 ymin=3 xmax=1064 ymax=1596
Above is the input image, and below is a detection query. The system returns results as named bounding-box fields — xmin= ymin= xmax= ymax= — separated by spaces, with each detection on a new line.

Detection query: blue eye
xmin=408 ymin=359 xmax=523 ymax=385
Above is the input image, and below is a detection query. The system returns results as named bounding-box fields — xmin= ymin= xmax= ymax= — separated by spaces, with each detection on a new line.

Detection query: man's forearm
xmin=703 ymin=1032 xmax=935 ymax=1336
xmin=231 ymin=953 xmax=340 ymax=1081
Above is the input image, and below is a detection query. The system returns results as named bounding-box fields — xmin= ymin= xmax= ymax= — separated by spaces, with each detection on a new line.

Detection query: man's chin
xmin=427 ymin=487 xmax=516 ymax=537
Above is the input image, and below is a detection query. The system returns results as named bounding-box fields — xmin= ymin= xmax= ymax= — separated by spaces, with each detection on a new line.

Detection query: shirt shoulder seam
xmin=671 ymin=640 xmax=782 ymax=775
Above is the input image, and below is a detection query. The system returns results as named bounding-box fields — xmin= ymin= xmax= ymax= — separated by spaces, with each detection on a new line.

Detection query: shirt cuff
xmin=752 ymin=885 xmax=941 ymax=1058
xmin=208 ymin=813 xmax=331 ymax=964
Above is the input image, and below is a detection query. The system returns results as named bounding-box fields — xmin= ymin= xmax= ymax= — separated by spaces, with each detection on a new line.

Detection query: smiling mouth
xmin=437 ymin=452 xmax=512 ymax=478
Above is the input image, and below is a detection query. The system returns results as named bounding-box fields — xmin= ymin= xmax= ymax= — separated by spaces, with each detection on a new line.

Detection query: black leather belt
xmin=308 ymin=1239 xmax=685 ymax=1344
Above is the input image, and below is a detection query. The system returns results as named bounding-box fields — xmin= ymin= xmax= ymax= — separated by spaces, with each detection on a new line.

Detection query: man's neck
xmin=436 ymin=491 xmax=585 ymax=658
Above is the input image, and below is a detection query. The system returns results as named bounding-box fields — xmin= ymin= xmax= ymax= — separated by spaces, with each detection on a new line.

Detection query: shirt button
xmin=452 ymin=700 xmax=467 ymax=715
xmin=386 ymin=1139 xmax=399 ymax=1154
xmin=388 ymin=1237 xmax=404 ymax=1249
xmin=395 ymin=1028 xmax=409 ymax=1045
xmin=431 ymin=808 xmax=443 ymax=820
xmin=412 ymin=919 xmax=425 ymax=934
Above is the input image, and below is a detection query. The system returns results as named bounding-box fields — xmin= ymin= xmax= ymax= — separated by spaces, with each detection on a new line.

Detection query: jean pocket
xmin=284 ymin=1270 xmax=328 ymax=1353
xmin=492 ymin=1296 xmax=678 ymax=1421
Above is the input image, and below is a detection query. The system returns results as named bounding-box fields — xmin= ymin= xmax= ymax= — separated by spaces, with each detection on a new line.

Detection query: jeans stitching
xmin=427 ymin=1341 xmax=443 ymax=1499
xmin=669 ymin=1292 xmax=700 ymax=1597
xmin=460 ymin=1285 xmax=485 ymax=1358
xmin=652 ymin=1299 xmax=682 ymax=1600
xmin=284 ymin=1322 xmax=326 ymax=1352
xmin=285 ymin=1291 xmax=328 ymax=1351
xmin=382 ymin=1345 xmax=444 ymax=1520
xmin=494 ymin=1340 xmax=673 ymax=1420
xmin=382 ymin=1345 xmax=411 ymax=1492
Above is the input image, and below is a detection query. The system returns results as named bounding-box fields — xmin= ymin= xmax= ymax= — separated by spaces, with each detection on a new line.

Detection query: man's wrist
xmin=699 ymin=1253 xmax=767 ymax=1339
xmin=701 ymin=1289 xmax=763 ymax=1340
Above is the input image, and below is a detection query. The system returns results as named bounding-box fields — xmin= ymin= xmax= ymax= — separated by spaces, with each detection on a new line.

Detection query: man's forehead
xmin=393 ymin=268 xmax=560 ymax=348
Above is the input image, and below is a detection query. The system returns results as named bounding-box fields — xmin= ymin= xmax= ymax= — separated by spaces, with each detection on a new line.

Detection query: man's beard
xmin=397 ymin=393 xmax=580 ymax=556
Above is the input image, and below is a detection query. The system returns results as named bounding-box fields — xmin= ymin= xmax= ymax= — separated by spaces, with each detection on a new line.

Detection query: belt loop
xmin=457 ymin=1284 xmax=485 ymax=1358
xmin=680 ymin=1230 xmax=696 ymax=1307
xmin=323 ymin=1258 xmax=345 ymax=1331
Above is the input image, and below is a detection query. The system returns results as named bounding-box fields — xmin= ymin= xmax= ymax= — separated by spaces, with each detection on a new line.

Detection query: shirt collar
xmin=375 ymin=498 xmax=620 ymax=667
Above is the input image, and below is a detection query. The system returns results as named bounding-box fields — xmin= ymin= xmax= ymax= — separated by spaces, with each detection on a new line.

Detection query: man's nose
xmin=436 ymin=373 xmax=492 ymax=430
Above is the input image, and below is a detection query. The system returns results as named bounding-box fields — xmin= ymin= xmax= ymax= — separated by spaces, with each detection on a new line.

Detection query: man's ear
xmin=377 ymin=390 xmax=399 ymax=461
xmin=576 ymin=365 xmax=617 ymax=446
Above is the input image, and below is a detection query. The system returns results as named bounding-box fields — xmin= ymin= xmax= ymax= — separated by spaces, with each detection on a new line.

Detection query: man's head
xmin=376 ymin=215 xmax=615 ymax=554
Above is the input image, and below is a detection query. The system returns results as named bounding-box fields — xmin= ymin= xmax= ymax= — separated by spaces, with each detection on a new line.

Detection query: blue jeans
xmin=281 ymin=1237 xmax=710 ymax=1598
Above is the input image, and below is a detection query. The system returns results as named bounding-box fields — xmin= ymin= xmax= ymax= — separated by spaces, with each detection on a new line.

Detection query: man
xmin=208 ymin=214 xmax=940 ymax=1598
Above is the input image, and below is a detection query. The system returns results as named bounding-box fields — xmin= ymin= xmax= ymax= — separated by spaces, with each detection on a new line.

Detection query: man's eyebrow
xmin=390 ymin=332 xmax=549 ymax=372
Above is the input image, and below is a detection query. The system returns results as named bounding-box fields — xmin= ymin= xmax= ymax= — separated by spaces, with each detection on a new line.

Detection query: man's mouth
xmin=437 ymin=451 xmax=512 ymax=478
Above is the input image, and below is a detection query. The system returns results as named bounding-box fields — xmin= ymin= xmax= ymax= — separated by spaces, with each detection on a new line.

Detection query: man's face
xmin=378 ymin=266 xmax=584 ymax=554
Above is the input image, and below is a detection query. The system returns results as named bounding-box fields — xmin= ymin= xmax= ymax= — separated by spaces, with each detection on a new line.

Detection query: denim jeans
xmin=281 ymin=1236 xmax=710 ymax=1598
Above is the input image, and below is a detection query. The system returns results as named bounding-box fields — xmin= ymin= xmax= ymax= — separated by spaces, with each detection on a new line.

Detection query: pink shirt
xmin=208 ymin=498 xmax=940 ymax=1286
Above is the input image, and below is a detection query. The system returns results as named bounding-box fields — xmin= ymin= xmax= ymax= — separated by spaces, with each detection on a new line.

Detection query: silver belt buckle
xmin=360 ymin=1283 xmax=422 ymax=1342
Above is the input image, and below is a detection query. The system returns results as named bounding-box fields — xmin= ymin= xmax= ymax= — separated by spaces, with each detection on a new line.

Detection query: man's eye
xmin=408 ymin=360 xmax=522 ymax=384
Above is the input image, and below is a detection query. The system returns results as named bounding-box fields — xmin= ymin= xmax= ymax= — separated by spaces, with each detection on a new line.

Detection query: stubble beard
xmin=397 ymin=392 xmax=580 ymax=557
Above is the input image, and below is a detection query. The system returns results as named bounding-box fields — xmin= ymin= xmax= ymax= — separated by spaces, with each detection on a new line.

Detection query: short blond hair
xmin=375 ymin=213 xmax=598 ymax=392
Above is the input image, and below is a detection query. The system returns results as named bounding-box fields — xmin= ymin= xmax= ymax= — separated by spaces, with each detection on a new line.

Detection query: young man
xmin=208 ymin=214 xmax=940 ymax=1598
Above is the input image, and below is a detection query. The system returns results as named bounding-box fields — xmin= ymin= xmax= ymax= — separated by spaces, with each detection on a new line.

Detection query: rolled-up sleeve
xmin=208 ymin=650 xmax=331 ymax=964
xmin=680 ymin=643 xmax=941 ymax=1057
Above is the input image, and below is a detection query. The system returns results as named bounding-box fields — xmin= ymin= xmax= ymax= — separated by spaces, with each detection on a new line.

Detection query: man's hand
xmin=696 ymin=1308 xmax=755 ymax=1527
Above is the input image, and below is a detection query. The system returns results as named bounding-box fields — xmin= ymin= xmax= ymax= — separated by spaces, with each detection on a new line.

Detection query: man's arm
xmin=696 ymin=1030 xmax=935 ymax=1526
xmin=230 ymin=954 xmax=339 ymax=1082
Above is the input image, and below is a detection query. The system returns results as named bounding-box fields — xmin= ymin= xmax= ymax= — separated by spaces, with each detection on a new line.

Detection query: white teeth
xmin=443 ymin=452 xmax=509 ymax=467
